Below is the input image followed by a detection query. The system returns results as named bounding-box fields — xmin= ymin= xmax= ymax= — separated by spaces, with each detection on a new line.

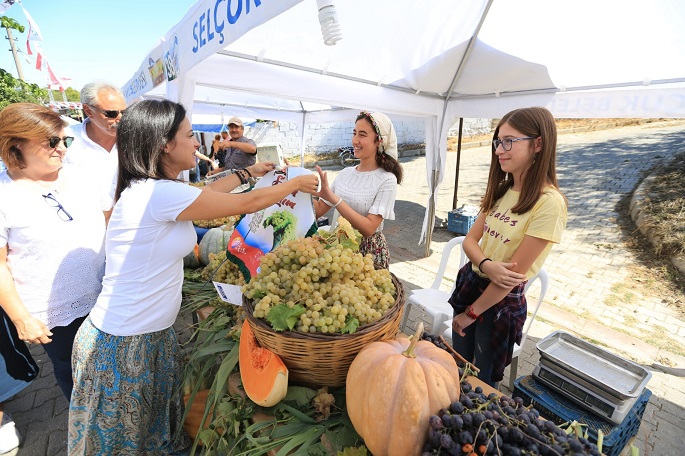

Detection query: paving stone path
xmin=5 ymin=121 xmax=685 ymax=456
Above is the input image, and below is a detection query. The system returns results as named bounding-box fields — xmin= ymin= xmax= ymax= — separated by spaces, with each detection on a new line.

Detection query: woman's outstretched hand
xmin=481 ymin=260 xmax=527 ymax=289
xmin=292 ymin=173 xmax=320 ymax=194
xmin=313 ymin=165 xmax=335 ymax=201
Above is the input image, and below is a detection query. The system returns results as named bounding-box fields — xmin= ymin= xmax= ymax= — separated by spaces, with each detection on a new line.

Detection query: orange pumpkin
xmin=183 ymin=389 xmax=212 ymax=440
xmin=239 ymin=319 xmax=289 ymax=407
xmin=346 ymin=324 xmax=460 ymax=456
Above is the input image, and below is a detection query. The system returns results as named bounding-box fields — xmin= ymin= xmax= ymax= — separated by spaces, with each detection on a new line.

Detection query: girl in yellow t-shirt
xmin=449 ymin=106 xmax=568 ymax=387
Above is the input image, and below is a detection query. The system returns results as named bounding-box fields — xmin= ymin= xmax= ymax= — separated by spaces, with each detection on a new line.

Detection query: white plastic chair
xmin=401 ymin=237 xmax=468 ymax=335
xmin=405 ymin=236 xmax=549 ymax=391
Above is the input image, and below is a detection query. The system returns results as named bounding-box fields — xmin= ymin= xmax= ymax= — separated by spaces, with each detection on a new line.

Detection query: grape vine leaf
xmin=283 ymin=386 xmax=318 ymax=408
xmin=340 ymin=316 xmax=359 ymax=334
xmin=266 ymin=304 xmax=306 ymax=331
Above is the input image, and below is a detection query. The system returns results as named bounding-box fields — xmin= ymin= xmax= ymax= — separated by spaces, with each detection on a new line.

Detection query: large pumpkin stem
xmin=402 ymin=322 xmax=424 ymax=358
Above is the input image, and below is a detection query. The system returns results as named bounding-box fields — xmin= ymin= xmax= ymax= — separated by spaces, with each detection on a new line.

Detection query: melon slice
xmin=239 ymin=319 xmax=289 ymax=406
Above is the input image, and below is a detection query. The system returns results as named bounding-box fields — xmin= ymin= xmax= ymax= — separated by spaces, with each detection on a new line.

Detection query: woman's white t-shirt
xmin=89 ymin=179 xmax=201 ymax=336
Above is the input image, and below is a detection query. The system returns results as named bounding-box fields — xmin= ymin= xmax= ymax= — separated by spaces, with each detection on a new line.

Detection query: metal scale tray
xmin=533 ymin=331 xmax=651 ymax=424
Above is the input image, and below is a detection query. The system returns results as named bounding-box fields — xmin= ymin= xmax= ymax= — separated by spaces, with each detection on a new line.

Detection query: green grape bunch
xmin=202 ymin=250 xmax=246 ymax=287
xmin=263 ymin=210 xmax=298 ymax=251
xmin=193 ymin=215 xmax=241 ymax=229
xmin=242 ymin=234 xmax=396 ymax=335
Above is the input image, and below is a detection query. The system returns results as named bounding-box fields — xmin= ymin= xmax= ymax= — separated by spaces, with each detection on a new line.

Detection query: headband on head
xmin=360 ymin=111 xmax=398 ymax=160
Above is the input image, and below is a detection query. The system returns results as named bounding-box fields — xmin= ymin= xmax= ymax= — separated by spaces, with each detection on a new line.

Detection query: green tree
xmin=64 ymin=86 xmax=80 ymax=102
xmin=0 ymin=16 xmax=24 ymax=32
xmin=0 ymin=67 xmax=48 ymax=109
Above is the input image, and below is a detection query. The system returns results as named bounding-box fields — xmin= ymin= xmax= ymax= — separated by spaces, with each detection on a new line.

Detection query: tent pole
xmin=452 ymin=118 xmax=464 ymax=209
xmin=424 ymin=169 xmax=439 ymax=258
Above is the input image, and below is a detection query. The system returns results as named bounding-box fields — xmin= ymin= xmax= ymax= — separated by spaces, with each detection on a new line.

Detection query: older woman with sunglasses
xmin=314 ymin=111 xmax=403 ymax=269
xmin=0 ymin=103 xmax=111 ymax=399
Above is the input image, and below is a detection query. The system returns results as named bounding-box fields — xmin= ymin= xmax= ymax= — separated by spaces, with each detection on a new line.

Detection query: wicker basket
xmin=243 ymin=273 xmax=405 ymax=387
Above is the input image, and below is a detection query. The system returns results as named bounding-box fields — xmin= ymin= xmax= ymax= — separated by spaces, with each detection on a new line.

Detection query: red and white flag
xmin=22 ymin=6 xmax=43 ymax=56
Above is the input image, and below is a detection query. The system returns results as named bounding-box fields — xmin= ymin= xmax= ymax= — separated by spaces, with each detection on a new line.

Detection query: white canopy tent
xmin=123 ymin=0 xmax=685 ymax=250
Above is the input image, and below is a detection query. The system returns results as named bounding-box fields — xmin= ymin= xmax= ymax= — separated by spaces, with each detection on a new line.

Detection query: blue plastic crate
xmin=447 ymin=209 xmax=477 ymax=234
xmin=513 ymin=376 xmax=651 ymax=456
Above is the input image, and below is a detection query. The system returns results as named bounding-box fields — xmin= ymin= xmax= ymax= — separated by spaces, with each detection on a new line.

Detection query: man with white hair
xmin=64 ymin=81 xmax=126 ymax=205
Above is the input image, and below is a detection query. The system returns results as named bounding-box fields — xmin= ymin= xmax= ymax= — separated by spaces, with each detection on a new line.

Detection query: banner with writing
xmin=122 ymin=0 xmax=303 ymax=101
xmin=226 ymin=166 xmax=317 ymax=281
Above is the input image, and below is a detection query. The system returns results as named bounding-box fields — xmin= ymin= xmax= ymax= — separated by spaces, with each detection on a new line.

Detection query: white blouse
xmin=0 ymin=165 xmax=109 ymax=329
xmin=330 ymin=167 xmax=397 ymax=233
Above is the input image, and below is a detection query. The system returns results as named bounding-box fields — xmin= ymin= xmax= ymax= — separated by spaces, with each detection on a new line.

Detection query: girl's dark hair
xmin=355 ymin=113 xmax=403 ymax=184
xmin=481 ymin=106 xmax=564 ymax=214
xmin=0 ymin=103 xmax=65 ymax=171
xmin=115 ymin=99 xmax=186 ymax=201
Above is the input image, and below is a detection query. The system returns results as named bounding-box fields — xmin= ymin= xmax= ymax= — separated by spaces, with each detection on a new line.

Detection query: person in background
xmin=64 ymin=81 xmax=126 ymax=206
xmin=313 ymin=111 xmax=403 ymax=269
xmin=206 ymin=117 xmax=257 ymax=176
xmin=214 ymin=130 xmax=229 ymax=168
xmin=0 ymin=103 xmax=110 ymax=400
xmin=190 ymin=146 xmax=215 ymax=183
xmin=68 ymin=99 xmax=319 ymax=455
xmin=449 ymin=106 xmax=567 ymax=387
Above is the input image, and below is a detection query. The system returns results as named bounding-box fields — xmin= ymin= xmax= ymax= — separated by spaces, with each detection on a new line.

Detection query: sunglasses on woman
xmin=88 ymin=104 xmax=126 ymax=119
xmin=48 ymin=136 xmax=75 ymax=148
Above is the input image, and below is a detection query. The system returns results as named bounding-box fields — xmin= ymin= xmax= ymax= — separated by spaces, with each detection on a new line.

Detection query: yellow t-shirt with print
xmin=475 ymin=187 xmax=567 ymax=279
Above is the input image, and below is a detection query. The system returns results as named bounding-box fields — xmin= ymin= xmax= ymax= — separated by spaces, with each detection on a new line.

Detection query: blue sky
xmin=0 ymin=0 xmax=197 ymax=90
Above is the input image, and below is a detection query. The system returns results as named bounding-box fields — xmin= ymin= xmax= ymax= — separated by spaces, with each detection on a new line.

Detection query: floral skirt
xmin=360 ymin=231 xmax=390 ymax=269
xmin=68 ymin=317 xmax=190 ymax=456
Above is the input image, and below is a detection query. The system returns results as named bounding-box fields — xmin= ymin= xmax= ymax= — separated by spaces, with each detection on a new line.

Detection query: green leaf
xmin=283 ymin=386 xmax=318 ymax=407
xmin=340 ymin=316 xmax=359 ymax=334
xmin=267 ymin=304 xmax=306 ymax=331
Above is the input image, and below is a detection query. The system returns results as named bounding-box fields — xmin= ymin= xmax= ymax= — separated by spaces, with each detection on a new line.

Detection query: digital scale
xmin=532 ymin=331 xmax=651 ymax=425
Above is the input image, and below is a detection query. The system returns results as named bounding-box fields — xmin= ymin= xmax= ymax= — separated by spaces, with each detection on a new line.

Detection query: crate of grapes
xmin=513 ymin=376 xmax=651 ymax=456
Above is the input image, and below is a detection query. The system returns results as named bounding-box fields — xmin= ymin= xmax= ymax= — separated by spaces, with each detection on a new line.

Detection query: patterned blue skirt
xmin=68 ymin=318 xmax=190 ymax=455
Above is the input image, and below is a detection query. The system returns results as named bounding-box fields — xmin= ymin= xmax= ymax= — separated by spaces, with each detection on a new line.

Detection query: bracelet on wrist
xmin=332 ymin=198 xmax=343 ymax=208
xmin=243 ymin=167 xmax=252 ymax=178
xmin=464 ymin=305 xmax=482 ymax=321
xmin=478 ymin=258 xmax=492 ymax=273
xmin=235 ymin=169 xmax=247 ymax=185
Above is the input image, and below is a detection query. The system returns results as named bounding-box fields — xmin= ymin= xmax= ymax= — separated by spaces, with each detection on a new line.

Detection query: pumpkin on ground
xmin=239 ymin=319 xmax=289 ymax=407
xmin=183 ymin=389 xmax=212 ymax=441
xmin=183 ymin=244 xmax=201 ymax=269
xmin=345 ymin=323 xmax=460 ymax=456
xmin=198 ymin=225 xmax=232 ymax=265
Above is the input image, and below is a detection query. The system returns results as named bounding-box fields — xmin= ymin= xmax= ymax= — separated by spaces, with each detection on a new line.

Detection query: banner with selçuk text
xmin=122 ymin=0 xmax=303 ymax=101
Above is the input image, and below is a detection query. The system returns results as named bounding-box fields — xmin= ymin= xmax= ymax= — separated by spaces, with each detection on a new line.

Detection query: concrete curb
xmin=630 ymin=172 xmax=685 ymax=277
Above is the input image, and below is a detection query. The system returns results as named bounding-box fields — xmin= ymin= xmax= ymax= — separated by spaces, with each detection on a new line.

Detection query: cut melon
xmin=239 ymin=319 xmax=288 ymax=407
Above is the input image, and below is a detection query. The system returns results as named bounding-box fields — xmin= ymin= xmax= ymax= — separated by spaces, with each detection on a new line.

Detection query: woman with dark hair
xmin=68 ymin=99 xmax=319 ymax=455
xmin=314 ymin=111 xmax=403 ymax=269
xmin=0 ymin=103 xmax=109 ymax=405
xmin=449 ymin=106 xmax=567 ymax=387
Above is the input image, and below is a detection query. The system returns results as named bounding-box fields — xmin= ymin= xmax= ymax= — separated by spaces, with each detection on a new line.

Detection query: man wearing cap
xmin=207 ymin=117 xmax=257 ymax=176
